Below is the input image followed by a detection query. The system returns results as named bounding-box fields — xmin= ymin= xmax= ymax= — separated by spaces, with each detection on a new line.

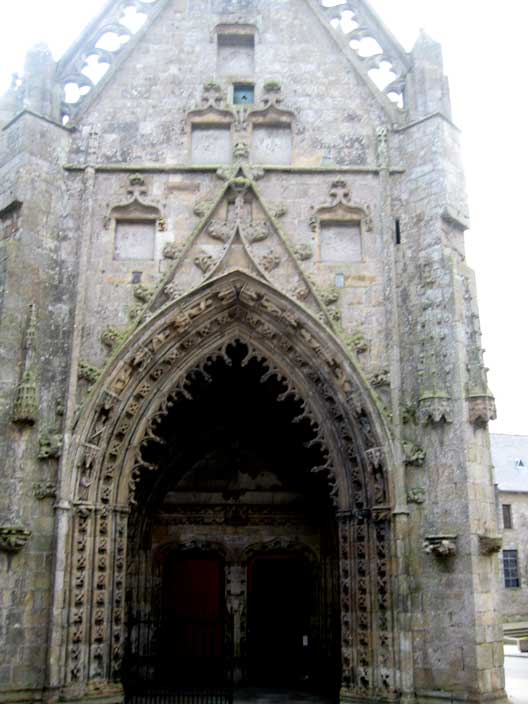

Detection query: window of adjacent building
xmin=217 ymin=33 xmax=255 ymax=76
xmin=320 ymin=221 xmax=362 ymax=263
xmin=503 ymin=550 xmax=520 ymax=588
xmin=191 ymin=125 xmax=232 ymax=165
xmin=233 ymin=83 xmax=254 ymax=105
xmin=502 ymin=504 xmax=513 ymax=530
xmin=114 ymin=220 xmax=156 ymax=261
xmin=252 ymin=124 xmax=292 ymax=166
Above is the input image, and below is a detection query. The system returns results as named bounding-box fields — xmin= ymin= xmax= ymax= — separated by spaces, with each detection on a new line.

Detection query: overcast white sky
xmin=0 ymin=0 xmax=526 ymax=435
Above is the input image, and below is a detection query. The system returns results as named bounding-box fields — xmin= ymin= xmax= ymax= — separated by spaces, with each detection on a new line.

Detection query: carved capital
xmin=423 ymin=535 xmax=457 ymax=557
xmin=0 ymin=526 xmax=32 ymax=553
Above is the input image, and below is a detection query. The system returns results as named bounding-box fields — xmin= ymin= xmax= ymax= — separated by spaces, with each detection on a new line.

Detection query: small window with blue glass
xmin=233 ymin=83 xmax=255 ymax=105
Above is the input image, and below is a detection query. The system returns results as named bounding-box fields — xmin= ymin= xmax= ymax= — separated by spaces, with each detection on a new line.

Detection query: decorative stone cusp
xmin=423 ymin=535 xmax=457 ymax=558
xmin=467 ymin=394 xmax=497 ymax=428
xmin=0 ymin=526 xmax=32 ymax=553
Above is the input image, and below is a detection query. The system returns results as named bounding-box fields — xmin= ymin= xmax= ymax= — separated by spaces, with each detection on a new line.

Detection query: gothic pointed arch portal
xmin=59 ymin=271 xmax=401 ymax=703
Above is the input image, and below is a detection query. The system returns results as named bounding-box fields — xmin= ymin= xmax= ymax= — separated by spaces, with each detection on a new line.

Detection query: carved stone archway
xmin=52 ymin=270 xmax=402 ymax=704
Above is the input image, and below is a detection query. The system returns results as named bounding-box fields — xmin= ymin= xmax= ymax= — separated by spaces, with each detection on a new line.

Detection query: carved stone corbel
xmin=423 ymin=535 xmax=457 ymax=557
xmin=407 ymin=488 xmax=426 ymax=504
xmin=0 ymin=526 xmax=32 ymax=553
xmin=38 ymin=432 xmax=63 ymax=460
xmin=467 ymin=394 xmax=497 ymax=428
xmin=478 ymin=534 xmax=502 ymax=556
xmin=402 ymin=441 xmax=426 ymax=467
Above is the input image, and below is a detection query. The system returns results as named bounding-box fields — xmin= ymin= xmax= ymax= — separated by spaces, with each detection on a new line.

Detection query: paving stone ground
xmin=505 ymin=647 xmax=528 ymax=704
xmin=233 ymin=690 xmax=332 ymax=704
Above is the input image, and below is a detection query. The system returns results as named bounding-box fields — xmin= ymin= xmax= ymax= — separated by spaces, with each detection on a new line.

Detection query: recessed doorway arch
xmin=50 ymin=271 xmax=404 ymax=704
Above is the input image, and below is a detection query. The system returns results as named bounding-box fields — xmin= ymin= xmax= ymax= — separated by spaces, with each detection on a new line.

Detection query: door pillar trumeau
xmin=52 ymin=273 xmax=401 ymax=704
xmin=225 ymin=562 xmax=247 ymax=683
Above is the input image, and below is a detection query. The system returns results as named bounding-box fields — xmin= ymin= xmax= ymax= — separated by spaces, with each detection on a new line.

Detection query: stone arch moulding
xmin=53 ymin=269 xmax=404 ymax=704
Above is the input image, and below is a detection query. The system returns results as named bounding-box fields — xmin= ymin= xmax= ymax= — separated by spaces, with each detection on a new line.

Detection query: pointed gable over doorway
xmin=54 ymin=0 xmax=411 ymax=128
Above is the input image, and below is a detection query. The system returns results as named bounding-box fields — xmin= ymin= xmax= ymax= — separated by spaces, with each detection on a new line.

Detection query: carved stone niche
xmin=423 ymin=535 xmax=457 ymax=558
xmin=110 ymin=174 xmax=163 ymax=261
xmin=0 ymin=199 xmax=22 ymax=240
xmin=188 ymin=84 xmax=235 ymax=165
xmin=311 ymin=180 xmax=372 ymax=264
xmin=0 ymin=526 xmax=32 ymax=553
xmin=468 ymin=394 xmax=497 ymax=429
xmin=478 ymin=534 xmax=502 ymax=556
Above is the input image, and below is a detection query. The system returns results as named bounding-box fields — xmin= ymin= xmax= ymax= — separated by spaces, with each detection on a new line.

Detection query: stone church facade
xmin=0 ymin=1 xmax=505 ymax=704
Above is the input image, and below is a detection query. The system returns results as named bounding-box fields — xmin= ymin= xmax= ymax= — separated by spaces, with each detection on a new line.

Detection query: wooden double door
xmin=161 ymin=552 xmax=312 ymax=687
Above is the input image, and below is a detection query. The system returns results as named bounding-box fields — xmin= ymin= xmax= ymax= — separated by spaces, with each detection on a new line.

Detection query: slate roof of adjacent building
xmin=491 ymin=434 xmax=528 ymax=492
